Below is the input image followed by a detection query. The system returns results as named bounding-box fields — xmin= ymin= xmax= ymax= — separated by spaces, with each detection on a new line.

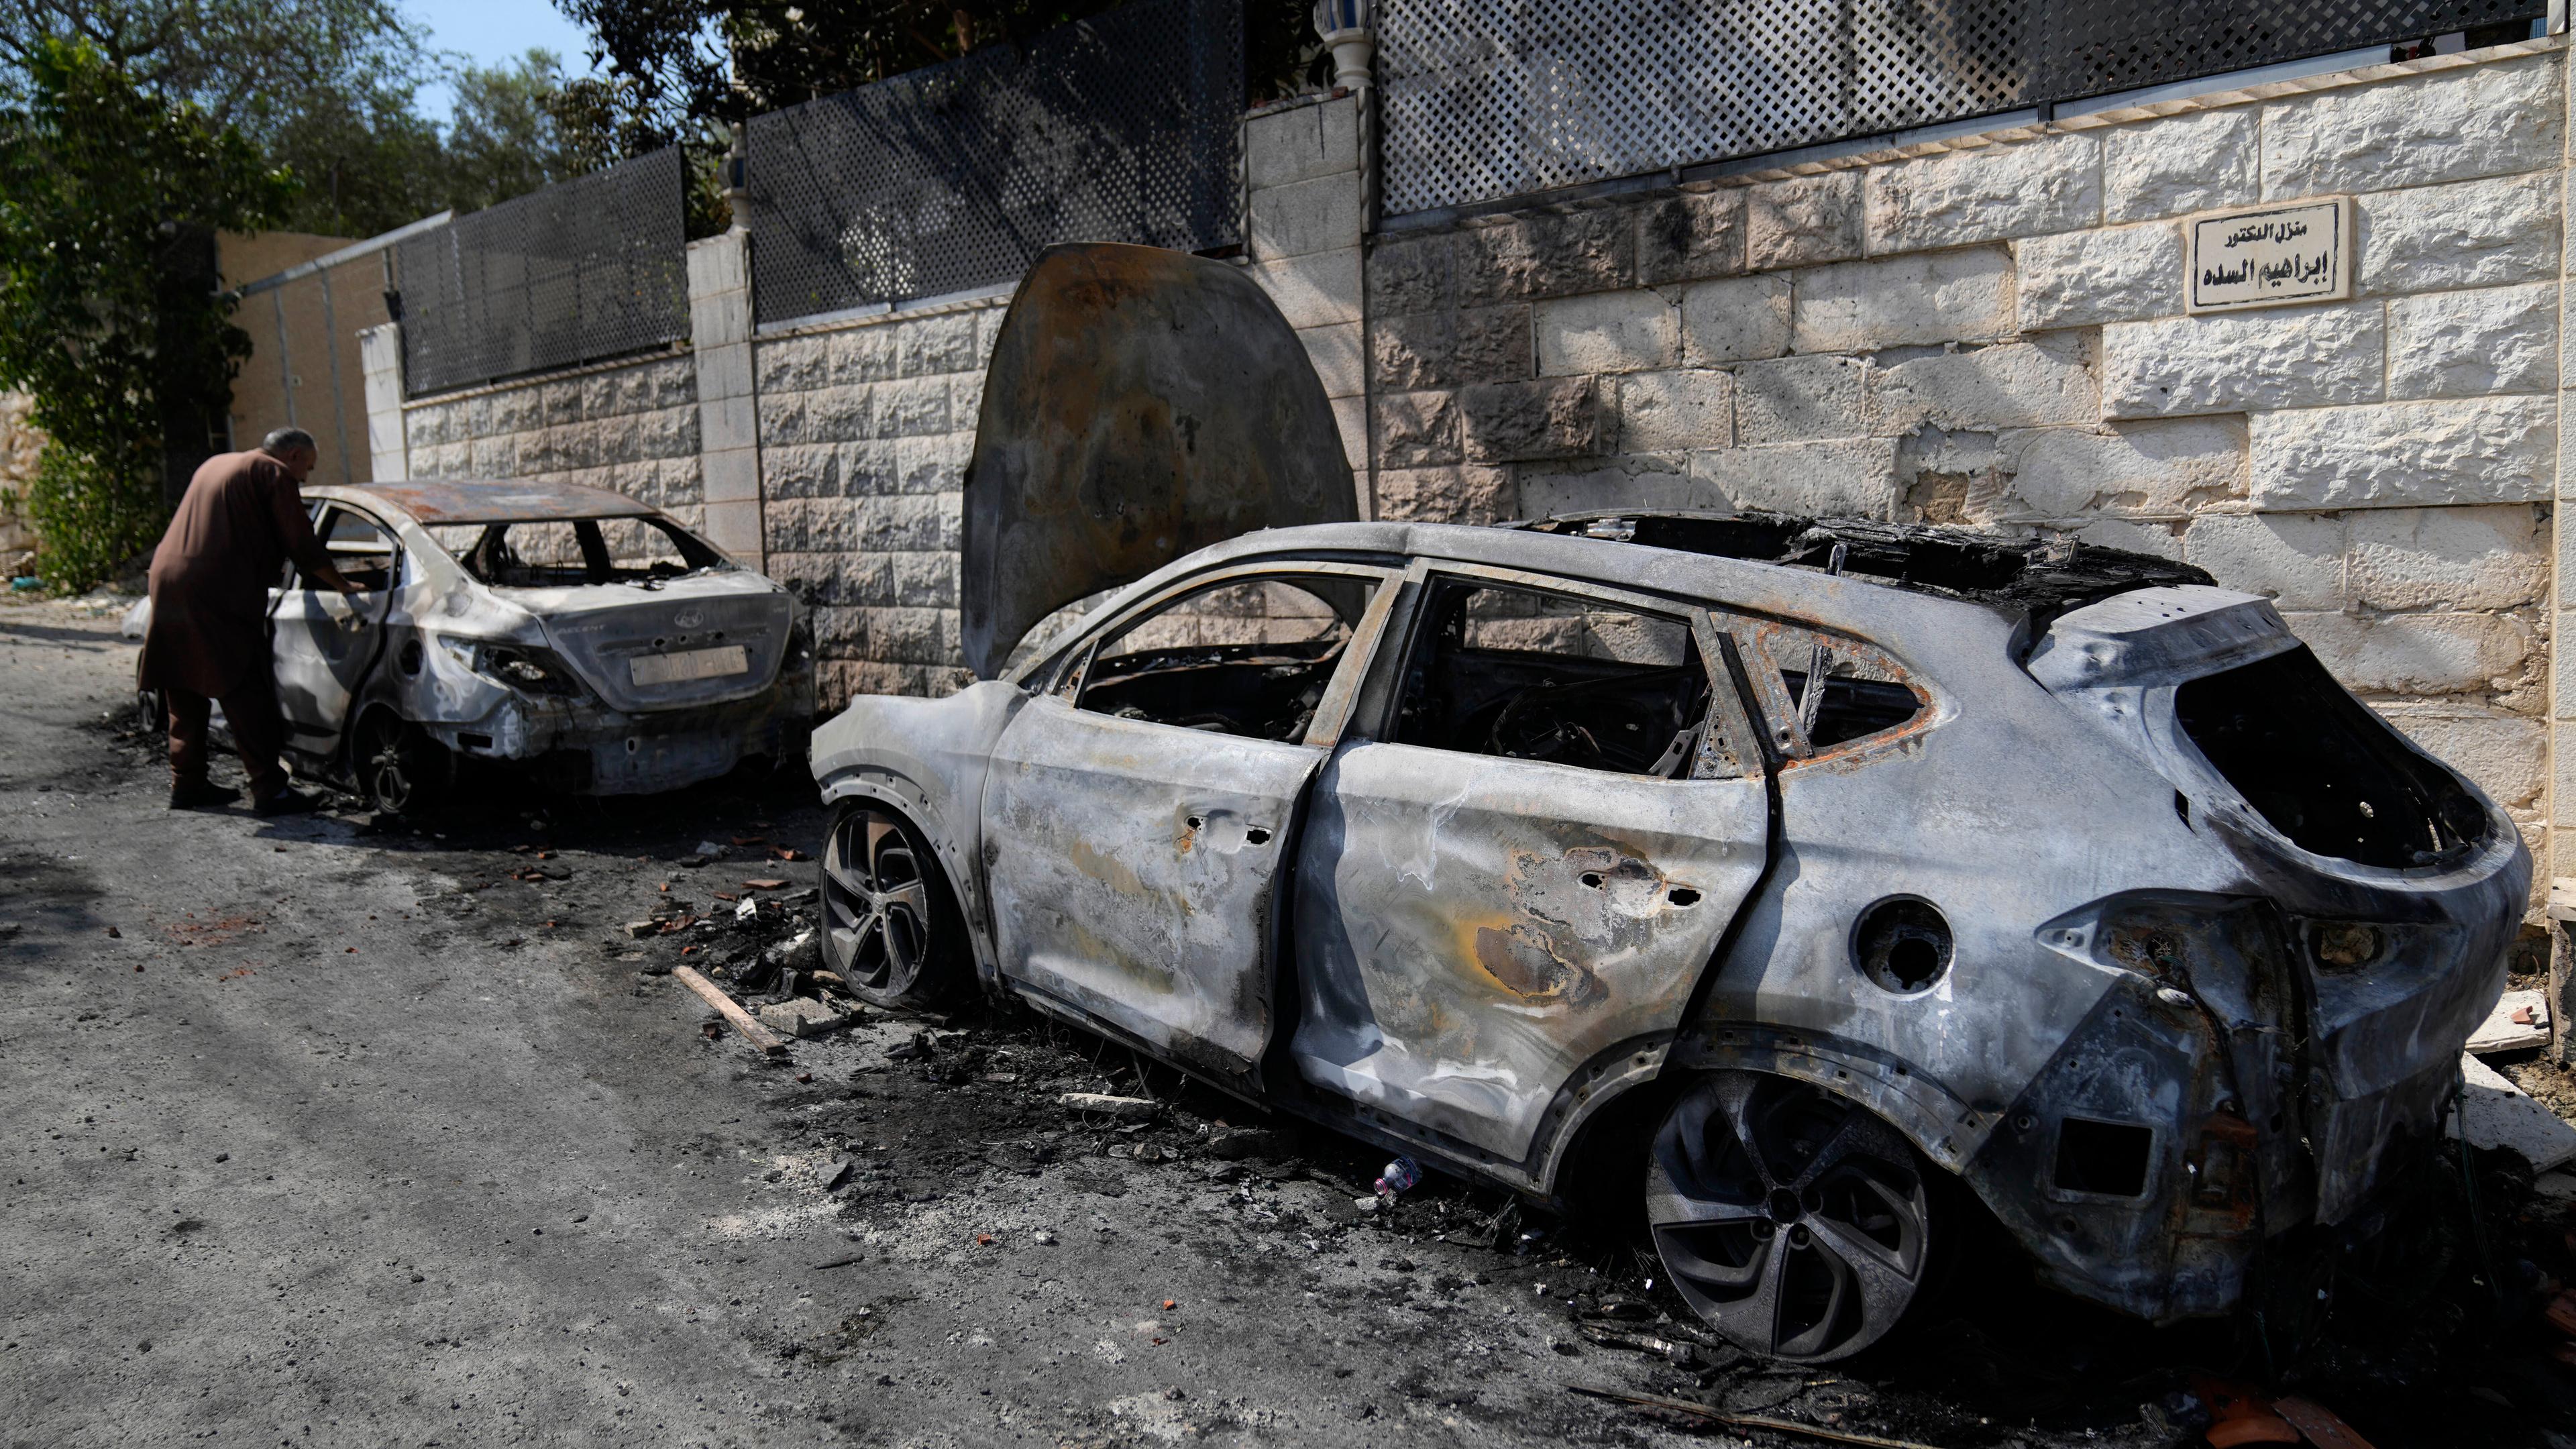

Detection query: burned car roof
xmin=346 ymin=478 xmax=659 ymax=525
xmin=1511 ymin=511 xmax=2213 ymax=631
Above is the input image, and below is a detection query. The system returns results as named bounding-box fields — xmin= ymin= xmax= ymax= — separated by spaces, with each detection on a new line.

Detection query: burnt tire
xmin=354 ymin=709 xmax=451 ymax=816
xmin=1646 ymin=1071 xmax=1935 ymax=1364
xmin=820 ymin=802 xmax=965 ymax=1010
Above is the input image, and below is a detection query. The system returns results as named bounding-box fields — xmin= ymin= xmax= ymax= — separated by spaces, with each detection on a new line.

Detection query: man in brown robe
xmin=138 ymin=428 xmax=360 ymax=814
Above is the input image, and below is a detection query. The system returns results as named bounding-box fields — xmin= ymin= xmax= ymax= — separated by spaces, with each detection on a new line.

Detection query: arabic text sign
xmin=2187 ymin=198 xmax=2353 ymax=313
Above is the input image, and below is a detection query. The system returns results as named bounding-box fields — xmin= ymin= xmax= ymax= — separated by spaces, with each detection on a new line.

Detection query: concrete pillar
xmin=688 ymin=229 xmax=763 ymax=570
xmin=2553 ymin=44 xmax=2575 ymax=1056
xmin=358 ymin=323 xmax=407 ymax=484
xmin=1242 ymin=95 xmax=1370 ymax=515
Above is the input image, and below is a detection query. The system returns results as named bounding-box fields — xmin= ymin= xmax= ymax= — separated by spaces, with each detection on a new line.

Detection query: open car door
xmin=270 ymin=503 xmax=398 ymax=762
xmin=959 ymin=243 xmax=1357 ymax=678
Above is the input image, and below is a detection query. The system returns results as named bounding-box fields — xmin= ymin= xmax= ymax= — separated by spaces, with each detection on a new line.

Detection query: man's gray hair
xmin=261 ymin=427 xmax=317 ymax=455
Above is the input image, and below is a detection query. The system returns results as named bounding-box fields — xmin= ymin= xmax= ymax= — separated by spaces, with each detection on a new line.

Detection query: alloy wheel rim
xmin=1647 ymin=1072 xmax=1930 ymax=1362
xmin=364 ymin=717 xmax=412 ymax=813
xmin=824 ymin=810 xmax=930 ymax=993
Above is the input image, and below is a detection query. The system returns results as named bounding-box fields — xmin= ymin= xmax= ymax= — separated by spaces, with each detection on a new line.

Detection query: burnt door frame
xmin=269 ymin=502 xmax=398 ymax=757
xmin=977 ymin=559 xmax=1403 ymax=1093
xmin=1283 ymin=557 xmax=1776 ymax=1169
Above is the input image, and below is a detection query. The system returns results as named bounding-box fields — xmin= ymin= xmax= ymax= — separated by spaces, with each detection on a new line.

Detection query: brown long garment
xmin=138 ymin=451 xmax=331 ymax=697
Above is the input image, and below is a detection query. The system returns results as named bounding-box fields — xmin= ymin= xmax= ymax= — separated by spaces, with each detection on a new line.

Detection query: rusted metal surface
xmin=814 ymin=507 xmax=2526 ymax=1353
xmin=959 ymin=243 xmax=1356 ymax=678
xmin=352 ymin=478 xmax=658 ymax=525
xmin=252 ymin=485 xmax=815 ymax=801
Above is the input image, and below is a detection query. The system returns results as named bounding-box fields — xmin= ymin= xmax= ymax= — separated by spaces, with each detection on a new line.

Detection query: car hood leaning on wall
xmin=958 ymin=242 xmax=1358 ymax=678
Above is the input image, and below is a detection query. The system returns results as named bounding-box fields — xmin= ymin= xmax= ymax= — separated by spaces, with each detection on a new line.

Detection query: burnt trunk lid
xmin=519 ymin=572 xmax=794 ymax=712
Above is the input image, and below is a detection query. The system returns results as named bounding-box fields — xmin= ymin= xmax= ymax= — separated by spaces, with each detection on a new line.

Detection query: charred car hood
xmin=959 ymin=242 xmax=1356 ymax=678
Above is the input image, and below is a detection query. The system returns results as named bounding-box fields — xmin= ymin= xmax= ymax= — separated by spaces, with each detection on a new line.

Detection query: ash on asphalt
xmin=8 ymin=594 xmax=2576 ymax=1448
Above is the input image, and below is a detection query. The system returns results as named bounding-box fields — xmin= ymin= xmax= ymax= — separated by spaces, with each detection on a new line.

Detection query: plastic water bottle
xmin=1374 ymin=1156 xmax=1420 ymax=1197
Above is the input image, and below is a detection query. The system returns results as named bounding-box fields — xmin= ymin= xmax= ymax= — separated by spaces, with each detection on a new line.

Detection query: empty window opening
xmin=1394 ymin=580 xmax=1712 ymax=777
xmin=1075 ymin=575 xmax=1378 ymax=743
xmin=311 ymin=508 xmax=397 ymax=593
xmin=1753 ymin=629 xmax=1925 ymax=751
xmin=2174 ymin=645 xmax=2485 ymax=869
xmin=2053 ymin=1118 xmax=2153 ymax=1198
xmin=425 ymin=517 xmax=729 ymax=589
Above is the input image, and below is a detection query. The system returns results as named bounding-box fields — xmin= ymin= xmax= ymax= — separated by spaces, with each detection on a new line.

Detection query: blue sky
xmin=403 ymin=0 xmax=600 ymax=123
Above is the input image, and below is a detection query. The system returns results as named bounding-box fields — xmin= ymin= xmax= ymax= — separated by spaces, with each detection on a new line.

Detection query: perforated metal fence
xmin=745 ymin=0 xmax=1242 ymax=327
xmin=393 ymin=148 xmax=690 ymax=397
xmin=1379 ymin=0 xmax=2548 ymax=216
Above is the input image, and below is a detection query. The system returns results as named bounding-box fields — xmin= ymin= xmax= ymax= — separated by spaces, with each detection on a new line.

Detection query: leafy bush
xmin=23 ymin=445 xmax=161 ymax=593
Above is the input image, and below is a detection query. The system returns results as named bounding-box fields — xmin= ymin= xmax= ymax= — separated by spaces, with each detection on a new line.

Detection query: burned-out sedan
xmin=808 ymin=245 xmax=2526 ymax=1363
xmin=247 ymin=478 xmax=813 ymax=808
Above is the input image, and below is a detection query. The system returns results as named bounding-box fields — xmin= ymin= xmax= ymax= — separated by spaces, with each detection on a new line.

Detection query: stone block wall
xmin=750 ymin=299 xmax=1005 ymax=704
xmin=401 ymin=354 xmax=705 ymax=531
xmin=1255 ymin=42 xmax=2568 ymax=886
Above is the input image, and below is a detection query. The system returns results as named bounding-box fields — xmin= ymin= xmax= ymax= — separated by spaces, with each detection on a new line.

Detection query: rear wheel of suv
xmin=821 ymin=802 xmax=965 ymax=1010
xmin=1646 ymin=1071 xmax=1936 ymax=1363
xmin=354 ymin=709 xmax=451 ymax=816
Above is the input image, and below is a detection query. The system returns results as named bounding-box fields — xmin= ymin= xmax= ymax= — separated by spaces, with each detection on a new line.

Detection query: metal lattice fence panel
xmin=394 ymin=148 xmax=689 ymax=397
xmin=1381 ymin=0 xmax=2546 ymax=216
xmin=747 ymin=0 xmax=1242 ymax=327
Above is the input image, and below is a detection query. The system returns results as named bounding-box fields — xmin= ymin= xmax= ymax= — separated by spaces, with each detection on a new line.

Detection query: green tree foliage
xmin=0 ymin=0 xmax=449 ymax=236
xmin=1 ymin=3 xmax=590 ymax=236
xmin=443 ymin=49 xmax=587 ymax=213
xmin=549 ymin=0 xmax=1323 ymax=168
xmin=0 ymin=38 xmax=294 ymax=589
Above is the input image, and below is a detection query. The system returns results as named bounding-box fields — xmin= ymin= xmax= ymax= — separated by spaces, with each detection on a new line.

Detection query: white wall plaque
xmin=2186 ymin=197 xmax=2354 ymax=313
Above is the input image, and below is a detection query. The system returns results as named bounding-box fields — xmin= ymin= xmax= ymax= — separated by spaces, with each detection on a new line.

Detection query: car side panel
xmin=812 ymin=681 xmax=1030 ymax=985
xmin=1292 ymin=741 xmax=1770 ymax=1163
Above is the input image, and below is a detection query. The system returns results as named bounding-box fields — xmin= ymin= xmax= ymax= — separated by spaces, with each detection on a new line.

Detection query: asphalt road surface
xmin=1 ymin=593 xmax=2563 ymax=1449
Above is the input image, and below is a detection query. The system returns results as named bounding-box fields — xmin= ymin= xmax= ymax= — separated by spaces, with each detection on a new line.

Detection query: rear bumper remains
xmin=1968 ymin=872 xmax=2516 ymax=1325
xmin=424 ymin=670 xmax=815 ymax=796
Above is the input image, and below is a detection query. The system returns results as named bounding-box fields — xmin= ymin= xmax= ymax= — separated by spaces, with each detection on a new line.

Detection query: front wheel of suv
xmin=820 ymin=801 xmax=966 ymax=1010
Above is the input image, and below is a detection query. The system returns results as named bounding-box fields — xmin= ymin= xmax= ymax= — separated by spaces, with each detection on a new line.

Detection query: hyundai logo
xmin=673 ymin=608 xmax=704 ymax=629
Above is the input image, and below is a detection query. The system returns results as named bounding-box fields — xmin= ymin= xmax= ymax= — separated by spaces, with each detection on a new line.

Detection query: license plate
xmin=630 ymin=645 xmax=749 ymax=686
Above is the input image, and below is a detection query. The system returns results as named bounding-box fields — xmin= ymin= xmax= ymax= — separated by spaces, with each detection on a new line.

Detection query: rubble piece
xmin=744 ymin=878 xmax=789 ymax=890
xmin=1566 ymin=1386 xmax=1941 ymax=1449
xmin=1573 ymin=1321 xmax=1701 ymax=1364
xmin=2451 ymin=1053 xmax=2576 ymax=1171
xmin=771 ymin=930 xmax=820 ymax=973
xmin=2534 ymin=1171 xmax=2576 ymax=1202
xmin=758 ymin=997 xmax=855 ymax=1038
xmin=622 ymin=920 xmax=657 ymax=939
xmin=2546 ymin=1291 xmax=2576 ymax=1338
xmin=1203 ymin=1128 xmax=1283 ymax=1161
xmin=811 ymin=1254 xmax=863 ymax=1271
xmin=1060 ymin=1092 xmax=1159 ymax=1122
xmin=673 ymin=965 xmax=788 ymax=1057
xmin=2469 ymin=989 xmax=2550 ymax=1055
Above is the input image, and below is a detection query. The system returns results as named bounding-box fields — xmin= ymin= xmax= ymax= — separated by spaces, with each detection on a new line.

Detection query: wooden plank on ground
xmin=674 ymin=965 xmax=788 ymax=1057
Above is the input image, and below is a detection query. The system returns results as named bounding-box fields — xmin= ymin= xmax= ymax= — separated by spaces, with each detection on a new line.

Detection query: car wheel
xmin=1646 ymin=1071 xmax=1935 ymax=1363
xmin=354 ymin=710 xmax=450 ymax=816
xmin=821 ymin=802 xmax=963 ymax=1010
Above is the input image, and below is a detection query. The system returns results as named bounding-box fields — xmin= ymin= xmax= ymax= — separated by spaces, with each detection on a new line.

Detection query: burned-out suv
xmin=806 ymin=244 xmax=2526 ymax=1362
